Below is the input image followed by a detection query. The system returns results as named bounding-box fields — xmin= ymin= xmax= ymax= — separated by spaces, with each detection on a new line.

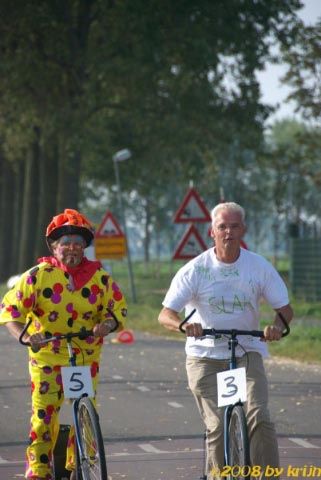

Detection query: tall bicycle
xmin=19 ymin=318 xmax=109 ymax=480
xmin=180 ymin=311 xmax=290 ymax=480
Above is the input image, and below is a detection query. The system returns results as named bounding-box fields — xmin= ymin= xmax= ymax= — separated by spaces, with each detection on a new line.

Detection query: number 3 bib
xmin=217 ymin=367 xmax=247 ymax=407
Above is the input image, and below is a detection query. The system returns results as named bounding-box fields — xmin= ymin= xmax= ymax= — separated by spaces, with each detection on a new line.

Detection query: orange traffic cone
xmin=111 ymin=329 xmax=135 ymax=344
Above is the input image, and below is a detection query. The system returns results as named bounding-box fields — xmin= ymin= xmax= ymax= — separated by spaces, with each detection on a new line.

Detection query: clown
xmin=0 ymin=208 xmax=127 ymax=480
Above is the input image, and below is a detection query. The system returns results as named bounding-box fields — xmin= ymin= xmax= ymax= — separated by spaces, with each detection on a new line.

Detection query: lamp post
xmin=113 ymin=149 xmax=137 ymax=303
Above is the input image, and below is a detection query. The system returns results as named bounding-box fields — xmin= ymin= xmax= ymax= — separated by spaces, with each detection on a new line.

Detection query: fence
xmin=290 ymin=239 xmax=321 ymax=301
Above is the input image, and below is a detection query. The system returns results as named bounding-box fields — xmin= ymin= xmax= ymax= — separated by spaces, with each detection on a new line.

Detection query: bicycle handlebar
xmin=179 ymin=309 xmax=197 ymax=333
xmin=179 ymin=309 xmax=290 ymax=338
xmin=202 ymin=328 xmax=265 ymax=338
xmin=19 ymin=318 xmax=94 ymax=351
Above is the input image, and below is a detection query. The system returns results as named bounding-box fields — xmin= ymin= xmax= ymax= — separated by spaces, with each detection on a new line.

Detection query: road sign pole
xmin=113 ymin=157 xmax=137 ymax=303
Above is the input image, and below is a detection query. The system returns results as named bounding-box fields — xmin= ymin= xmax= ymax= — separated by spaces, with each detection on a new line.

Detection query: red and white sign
xmin=96 ymin=210 xmax=124 ymax=238
xmin=174 ymin=187 xmax=211 ymax=223
xmin=173 ymin=224 xmax=208 ymax=260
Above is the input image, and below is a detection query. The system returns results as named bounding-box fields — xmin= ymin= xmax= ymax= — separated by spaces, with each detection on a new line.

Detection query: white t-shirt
xmin=162 ymin=248 xmax=289 ymax=359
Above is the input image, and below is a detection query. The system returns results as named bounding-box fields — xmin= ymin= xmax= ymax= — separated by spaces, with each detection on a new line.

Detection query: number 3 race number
xmin=217 ymin=367 xmax=247 ymax=407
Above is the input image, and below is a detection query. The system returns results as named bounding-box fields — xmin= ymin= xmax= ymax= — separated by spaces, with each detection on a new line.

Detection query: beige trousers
xmin=186 ymin=352 xmax=279 ymax=480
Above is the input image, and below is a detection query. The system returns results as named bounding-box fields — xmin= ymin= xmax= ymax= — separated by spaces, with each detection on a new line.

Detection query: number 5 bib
xmin=61 ymin=366 xmax=95 ymax=399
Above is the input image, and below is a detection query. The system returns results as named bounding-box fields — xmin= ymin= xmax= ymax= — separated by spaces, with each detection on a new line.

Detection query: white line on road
xmin=1 ymin=437 xmax=320 ymax=467
xmin=288 ymin=438 xmax=319 ymax=449
xmin=136 ymin=385 xmax=150 ymax=392
xmin=0 ymin=448 xmax=206 ymax=465
xmin=168 ymin=402 xmax=184 ymax=408
xmin=139 ymin=443 xmax=167 ymax=453
xmin=112 ymin=375 xmax=123 ymax=380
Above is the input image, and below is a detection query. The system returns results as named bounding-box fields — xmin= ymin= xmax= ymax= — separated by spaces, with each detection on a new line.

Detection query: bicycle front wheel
xmin=228 ymin=405 xmax=250 ymax=480
xmin=76 ymin=397 xmax=107 ymax=480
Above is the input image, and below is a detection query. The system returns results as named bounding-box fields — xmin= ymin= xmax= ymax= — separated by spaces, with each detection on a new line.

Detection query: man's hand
xmin=27 ymin=333 xmax=46 ymax=350
xmin=184 ymin=322 xmax=203 ymax=338
xmin=93 ymin=321 xmax=116 ymax=338
xmin=263 ymin=305 xmax=293 ymax=342
xmin=263 ymin=324 xmax=283 ymax=342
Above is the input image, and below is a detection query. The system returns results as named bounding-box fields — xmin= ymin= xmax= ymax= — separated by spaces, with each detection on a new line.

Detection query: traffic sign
xmin=173 ymin=224 xmax=208 ymax=260
xmin=95 ymin=236 xmax=126 ymax=260
xmin=96 ymin=210 xmax=124 ymax=237
xmin=173 ymin=187 xmax=211 ymax=223
xmin=95 ymin=210 xmax=126 ymax=259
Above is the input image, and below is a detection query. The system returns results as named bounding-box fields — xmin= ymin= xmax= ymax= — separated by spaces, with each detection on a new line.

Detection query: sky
xmin=257 ymin=0 xmax=321 ymax=123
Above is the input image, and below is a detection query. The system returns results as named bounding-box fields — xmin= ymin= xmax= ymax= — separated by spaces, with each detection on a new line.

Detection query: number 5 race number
xmin=61 ymin=366 xmax=94 ymax=399
xmin=217 ymin=367 xmax=247 ymax=407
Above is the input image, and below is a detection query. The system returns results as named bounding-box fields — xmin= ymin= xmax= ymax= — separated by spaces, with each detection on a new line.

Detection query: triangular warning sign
xmin=173 ymin=224 xmax=208 ymax=260
xmin=174 ymin=187 xmax=211 ymax=223
xmin=96 ymin=210 xmax=124 ymax=237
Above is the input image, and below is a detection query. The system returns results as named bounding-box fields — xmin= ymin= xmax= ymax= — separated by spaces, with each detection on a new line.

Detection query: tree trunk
xmin=34 ymin=134 xmax=59 ymax=258
xmin=0 ymin=154 xmax=16 ymax=281
xmin=11 ymin=161 xmax=24 ymax=274
xmin=18 ymin=133 xmax=40 ymax=271
xmin=56 ymin=138 xmax=81 ymax=210
xmin=143 ymin=199 xmax=151 ymax=263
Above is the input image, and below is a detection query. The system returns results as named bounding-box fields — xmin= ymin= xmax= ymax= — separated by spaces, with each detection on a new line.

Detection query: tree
xmin=0 ymin=0 xmax=305 ymax=270
xmin=282 ymin=19 xmax=321 ymax=121
xmin=263 ymin=119 xmax=321 ymax=261
xmin=0 ymin=0 xmax=98 ymax=270
xmin=79 ymin=0 xmax=304 ymax=260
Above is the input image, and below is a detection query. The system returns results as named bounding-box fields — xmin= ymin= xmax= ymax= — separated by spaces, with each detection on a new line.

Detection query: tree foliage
xmin=0 ymin=0 xmax=311 ymax=278
xmin=281 ymin=19 xmax=321 ymax=121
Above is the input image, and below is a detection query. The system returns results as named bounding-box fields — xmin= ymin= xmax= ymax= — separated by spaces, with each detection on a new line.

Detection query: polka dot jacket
xmin=0 ymin=262 xmax=127 ymax=366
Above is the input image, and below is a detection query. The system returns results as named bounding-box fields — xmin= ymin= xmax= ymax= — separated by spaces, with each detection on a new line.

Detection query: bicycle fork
xmin=224 ymin=336 xmax=238 ymax=467
xmin=72 ymin=397 xmax=83 ymax=457
xmin=223 ymin=404 xmax=234 ymax=465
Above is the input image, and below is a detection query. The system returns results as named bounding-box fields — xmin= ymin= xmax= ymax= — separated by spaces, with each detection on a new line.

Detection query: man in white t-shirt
xmin=159 ymin=202 xmax=293 ymax=480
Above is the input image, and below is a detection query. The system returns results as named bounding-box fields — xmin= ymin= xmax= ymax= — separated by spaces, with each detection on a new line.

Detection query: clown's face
xmin=52 ymin=235 xmax=85 ymax=267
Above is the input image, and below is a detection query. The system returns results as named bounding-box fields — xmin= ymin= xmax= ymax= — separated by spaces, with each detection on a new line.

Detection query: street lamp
xmin=113 ymin=149 xmax=137 ymax=303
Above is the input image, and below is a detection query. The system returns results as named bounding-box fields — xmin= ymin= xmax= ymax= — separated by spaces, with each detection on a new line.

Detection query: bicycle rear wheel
xmin=76 ymin=397 xmax=107 ymax=480
xmin=228 ymin=405 xmax=250 ymax=480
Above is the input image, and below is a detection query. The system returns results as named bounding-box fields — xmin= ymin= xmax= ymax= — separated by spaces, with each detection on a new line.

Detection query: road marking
xmin=168 ymin=402 xmax=184 ymax=408
xmin=112 ymin=375 xmax=123 ymax=380
xmin=136 ymin=385 xmax=150 ymax=392
xmin=1 ymin=437 xmax=320 ymax=466
xmin=0 ymin=447 xmax=206 ymax=465
xmin=139 ymin=443 xmax=167 ymax=453
xmin=288 ymin=438 xmax=319 ymax=449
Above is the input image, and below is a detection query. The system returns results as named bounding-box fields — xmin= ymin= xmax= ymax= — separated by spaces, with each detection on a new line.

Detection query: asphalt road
xmin=0 ymin=328 xmax=320 ymax=480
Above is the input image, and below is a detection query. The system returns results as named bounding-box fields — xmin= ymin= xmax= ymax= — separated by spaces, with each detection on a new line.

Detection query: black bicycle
xmin=19 ymin=318 xmax=109 ymax=480
xmin=180 ymin=310 xmax=290 ymax=480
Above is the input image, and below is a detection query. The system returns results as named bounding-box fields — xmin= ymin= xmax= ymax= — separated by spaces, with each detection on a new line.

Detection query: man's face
xmin=52 ymin=234 xmax=86 ymax=267
xmin=210 ymin=210 xmax=246 ymax=250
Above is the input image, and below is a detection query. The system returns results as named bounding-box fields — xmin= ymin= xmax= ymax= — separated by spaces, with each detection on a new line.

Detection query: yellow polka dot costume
xmin=0 ymin=261 xmax=127 ymax=479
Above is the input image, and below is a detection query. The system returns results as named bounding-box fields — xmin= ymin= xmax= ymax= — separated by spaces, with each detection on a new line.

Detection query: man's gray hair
xmin=211 ymin=202 xmax=246 ymax=224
